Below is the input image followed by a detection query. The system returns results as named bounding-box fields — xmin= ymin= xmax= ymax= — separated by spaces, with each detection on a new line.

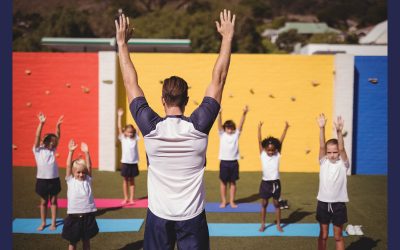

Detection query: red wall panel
xmin=13 ymin=52 xmax=99 ymax=168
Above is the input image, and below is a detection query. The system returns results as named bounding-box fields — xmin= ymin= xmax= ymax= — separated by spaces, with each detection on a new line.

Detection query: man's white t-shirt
xmin=130 ymin=96 xmax=220 ymax=221
xmin=317 ymin=157 xmax=349 ymax=202
xmin=218 ymin=130 xmax=240 ymax=161
xmin=261 ymin=151 xmax=280 ymax=181
xmin=33 ymin=146 xmax=59 ymax=179
xmin=66 ymin=175 xmax=97 ymax=214
xmin=119 ymin=134 xmax=139 ymax=164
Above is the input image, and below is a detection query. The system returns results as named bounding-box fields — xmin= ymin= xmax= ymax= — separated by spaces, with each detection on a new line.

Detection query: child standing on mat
xmin=316 ymin=114 xmax=349 ymax=250
xmin=257 ymin=121 xmax=289 ymax=232
xmin=117 ymin=107 xmax=140 ymax=205
xmin=62 ymin=139 xmax=98 ymax=250
xmin=218 ymin=106 xmax=248 ymax=208
xmin=33 ymin=112 xmax=63 ymax=231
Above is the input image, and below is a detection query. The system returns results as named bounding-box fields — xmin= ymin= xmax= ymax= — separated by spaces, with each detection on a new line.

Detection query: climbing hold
xmin=249 ymin=89 xmax=254 ymax=95
xmin=12 ymin=144 xmax=17 ymax=150
xmin=81 ymin=86 xmax=90 ymax=94
xmin=368 ymin=78 xmax=378 ymax=84
xmin=229 ymin=93 xmax=234 ymax=98
xmin=45 ymin=90 xmax=51 ymax=95
xmin=26 ymin=102 xmax=32 ymax=107
xmin=311 ymin=81 xmax=320 ymax=87
xmin=65 ymin=83 xmax=71 ymax=88
xmin=193 ymin=100 xmax=199 ymax=105
xmin=290 ymin=96 xmax=296 ymax=102
xmin=305 ymin=149 xmax=311 ymax=154
xmin=269 ymin=94 xmax=275 ymax=99
xmin=25 ymin=69 xmax=31 ymax=75
xmin=102 ymin=80 xmax=113 ymax=84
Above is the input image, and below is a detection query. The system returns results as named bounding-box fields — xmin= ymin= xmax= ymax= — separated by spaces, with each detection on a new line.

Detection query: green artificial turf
xmin=13 ymin=167 xmax=387 ymax=250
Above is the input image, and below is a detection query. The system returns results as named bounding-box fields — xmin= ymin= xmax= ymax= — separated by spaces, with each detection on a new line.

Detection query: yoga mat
xmin=48 ymin=198 xmax=148 ymax=208
xmin=12 ymin=218 xmax=144 ymax=234
xmin=50 ymin=199 xmax=275 ymax=213
xmin=205 ymin=203 xmax=275 ymax=213
xmin=208 ymin=223 xmax=348 ymax=237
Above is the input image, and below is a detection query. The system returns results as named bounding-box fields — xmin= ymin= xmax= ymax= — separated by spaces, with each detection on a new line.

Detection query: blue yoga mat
xmin=205 ymin=202 xmax=275 ymax=213
xmin=13 ymin=218 xmax=144 ymax=234
xmin=208 ymin=223 xmax=348 ymax=237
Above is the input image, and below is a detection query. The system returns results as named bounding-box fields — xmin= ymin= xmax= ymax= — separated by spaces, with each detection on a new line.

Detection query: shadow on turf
xmin=118 ymin=239 xmax=144 ymax=250
xmin=94 ymin=206 xmax=123 ymax=216
xmin=280 ymin=208 xmax=314 ymax=225
xmin=346 ymin=237 xmax=381 ymax=250
xmin=235 ymin=193 xmax=260 ymax=203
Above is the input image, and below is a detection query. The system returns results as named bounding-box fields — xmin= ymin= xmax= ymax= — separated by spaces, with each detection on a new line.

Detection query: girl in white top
xmin=217 ymin=106 xmax=248 ymax=208
xmin=62 ymin=140 xmax=98 ymax=250
xmin=117 ymin=108 xmax=140 ymax=205
xmin=316 ymin=114 xmax=349 ymax=250
xmin=257 ymin=121 xmax=289 ymax=232
xmin=33 ymin=112 xmax=63 ymax=231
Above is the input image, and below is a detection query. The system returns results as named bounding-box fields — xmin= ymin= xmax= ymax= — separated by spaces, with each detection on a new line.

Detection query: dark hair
xmin=325 ymin=138 xmax=338 ymax=149
xmin=261 ymin=136 xmax=282 ymax=152
xmin=162 ymin=76 xmax=189 ymax=110
xmin=223 ymin=120 xmax=236 ymax=130
xmin=124 ymin=124 xmax=137 ymax=137
xmin=43 ymin=133 xmax=58 ymax=147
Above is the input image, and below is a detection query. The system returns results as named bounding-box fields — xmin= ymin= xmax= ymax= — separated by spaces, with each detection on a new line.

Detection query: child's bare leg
xmin=318 ymin=223 xmax=329 ymax=250
xmin=229 ymin=181 xmax=237 ymax=208
xmin=259 ymin=199 xmax=267 ymax=232
xmin=129 ymin=178 xmax=135 ymax=204
xmin=83 ymin=239 xmax=90 ymax=250
xmin=273 ymin=199 xmax=283 ymax=232
xmin=37 ymin=197 xmax=48 ymax=231
xmin=219 ymin=180 xmax=227 ymax=208
xmin=121 ymin=178 xmax=129 ymax=204
xmin=68 ymin=243 xmax=77 ymax=250
xmin=333 ymin=224 xmax=345 ymax=250
xmin=49 ymin=195 xmax=58 ymax=230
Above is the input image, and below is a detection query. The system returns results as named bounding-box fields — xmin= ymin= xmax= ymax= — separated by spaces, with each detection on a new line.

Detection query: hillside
xmin=13 ymin=0 xmax=387 ymax=52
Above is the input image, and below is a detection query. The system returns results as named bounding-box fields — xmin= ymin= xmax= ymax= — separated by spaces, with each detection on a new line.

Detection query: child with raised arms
xmin=217 ymin=106 xmax=248 ymax=208
xmin=117 ymin=107 xmax=140 ymax=205
xmin=257 ymin=121 xmax=289 ymax=232
xmin=33 ymin=112 xmax=63 ymax=231
xmin=316 ymin=114 xmax=349 ymax=250
xmin=61 ymin=140 xmax=98 ymax=250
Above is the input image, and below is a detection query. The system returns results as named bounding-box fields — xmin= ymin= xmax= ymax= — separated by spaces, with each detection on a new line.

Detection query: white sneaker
xmin=346 ymin=224 xmax=355 ymax=235
xmin=354 ymin=225 xmax=364 ymax=235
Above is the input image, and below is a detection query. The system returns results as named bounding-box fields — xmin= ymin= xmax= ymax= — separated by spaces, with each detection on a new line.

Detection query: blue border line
xmin=388 ymin=0 xmax=400 ymax=249
xmin=0 ymin=0 xmax=12 ymax=248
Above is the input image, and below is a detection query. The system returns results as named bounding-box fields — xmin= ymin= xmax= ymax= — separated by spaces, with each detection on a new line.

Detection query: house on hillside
xmin=262 ymin=22 xmax=342 ymax=43
xmin=358 ymin=20 xmax=387 ymax=45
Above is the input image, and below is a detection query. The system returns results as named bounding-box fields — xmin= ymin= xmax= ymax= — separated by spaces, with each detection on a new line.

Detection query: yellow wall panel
xmin=119 ymin=54 xmax=334 ymax=172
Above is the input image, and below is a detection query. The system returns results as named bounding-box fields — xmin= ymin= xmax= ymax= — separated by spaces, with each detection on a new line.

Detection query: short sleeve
xmin=129 ymin=97 xmax=163 ymax=136
xmin=118 ymin=134 xmax=124 ymax=141
xmin=189 ymin=97 xmax=221 ymax=134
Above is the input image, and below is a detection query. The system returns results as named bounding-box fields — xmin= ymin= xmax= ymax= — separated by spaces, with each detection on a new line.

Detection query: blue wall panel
xmin=353 ymin=56 xmax=387 ymax=174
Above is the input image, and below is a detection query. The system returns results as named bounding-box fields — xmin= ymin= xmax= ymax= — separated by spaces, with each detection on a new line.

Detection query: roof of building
xmin=41 ymin=37 xmax=192 ymax=52
xmin=277 ymin=22 xmax=341 ymax=34
xmin=359 ymin=20 xmax=387 ymax=44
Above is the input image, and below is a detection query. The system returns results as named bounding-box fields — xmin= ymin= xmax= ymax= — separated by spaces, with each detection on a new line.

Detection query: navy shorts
xmin=219 ymin=160 xmax=239 ymax=183
xmin=35 ymin=178 xmax=61 ymax=200
xmin=259 ymin=179 xmax=281 ymax=200
xmin=62 ymin=212 xmax=99 ymax=244
xmin=316 ymin=201 xmax=348 ymax=226
xmin=120 ymin=163 xmax=139 ymax=178
xmin=144 ymin=209 xmax=210 ymax=250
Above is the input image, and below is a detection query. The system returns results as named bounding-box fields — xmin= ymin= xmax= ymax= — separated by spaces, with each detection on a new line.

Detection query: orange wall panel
xmin=13 ymin=52 xmax=99 ymax=168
